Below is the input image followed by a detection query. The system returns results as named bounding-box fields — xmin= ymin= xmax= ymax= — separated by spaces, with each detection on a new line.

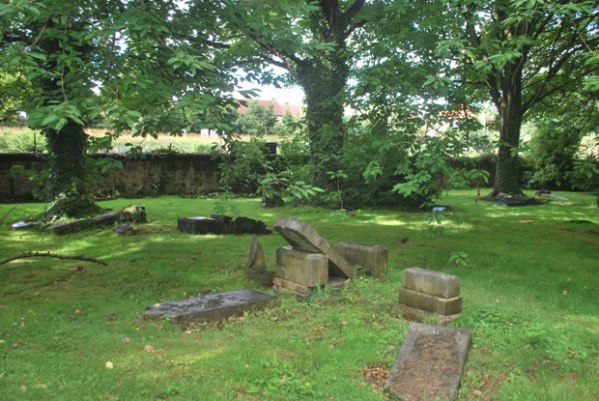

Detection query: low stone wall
xmin=0 ymin=153 xmax=221 ymax=202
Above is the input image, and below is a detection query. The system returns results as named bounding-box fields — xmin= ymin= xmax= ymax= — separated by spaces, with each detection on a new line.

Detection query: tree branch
xmin=0 ymin=252 xmax=107 ymax=266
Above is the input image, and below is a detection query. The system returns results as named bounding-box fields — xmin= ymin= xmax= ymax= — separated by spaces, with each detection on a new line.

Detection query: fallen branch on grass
xmin=0 ymin=206 xmax=18 ymax=225
xmin=0 ymin=252 xmax=107 ymax=266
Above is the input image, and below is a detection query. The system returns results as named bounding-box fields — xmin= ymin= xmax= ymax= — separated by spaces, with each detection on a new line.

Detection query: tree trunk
xmin=37 ymin=20 xmax=98 ymax=218
xmin=491 ymin=65 xmax=525 ymax=196
xmin=43 ymin=121 xmax=98 ymax=218
xmin=297 ymin=58 xmax=348 ymax=192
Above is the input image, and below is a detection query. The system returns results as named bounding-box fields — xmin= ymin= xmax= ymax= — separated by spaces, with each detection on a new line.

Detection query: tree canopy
xmin=1 ymin=0 xmax=597 ymax=214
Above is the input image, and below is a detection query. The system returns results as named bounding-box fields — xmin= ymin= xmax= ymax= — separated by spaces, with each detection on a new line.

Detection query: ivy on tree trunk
xmin=44 ymin=121 xmax=98 ymax=218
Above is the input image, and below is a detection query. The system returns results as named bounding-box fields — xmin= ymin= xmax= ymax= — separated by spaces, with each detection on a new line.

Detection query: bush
xmin=526 ymin=120 xmax=582 ymax=190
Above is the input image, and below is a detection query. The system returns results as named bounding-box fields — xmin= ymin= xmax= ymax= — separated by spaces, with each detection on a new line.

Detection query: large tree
xmin=439 ymin=0 xmax=598 ymax=196
xmin=0 ymin=0 xmax=234 ymax=217
xmin=223 ymin=0 xmax=374 ymax=192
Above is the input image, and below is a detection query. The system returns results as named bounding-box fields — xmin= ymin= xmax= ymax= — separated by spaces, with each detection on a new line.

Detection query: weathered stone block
xmin=247 ymin=236 xmax=266 ymax=271
xmin=177 ymin=216 xmax=222 ymax=234
xmin=402 ymin=267 xmax=460 ymax=298
xmin=274 ymin=217 xmax=353 ymax=278
xmin=275 ymin=246 xmax=328 ymax=287
xmin=144 ymin=290 xmax=277 ymax=324
xmin=334 ymin=241 xmax=388 ymax=276
xmin=385 ymin=323 xmax=472 ymax=401
xmin=399 ymin=288 xmax=462 ymax=316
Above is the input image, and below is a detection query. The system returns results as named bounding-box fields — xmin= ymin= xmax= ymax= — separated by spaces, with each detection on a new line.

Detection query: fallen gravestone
xmin=114 ymin=224 xmax=135 ymax=236
xmin=144 ymin=290 xmax=277 ymax=324
xmin=334 ymin=241 xmax=388 ymax=276
xmin=394 ymin=267 xmax=462 ymax=324
xmin=47 ymin=205 xmax=146 ymax=235
xmin=177 ymin=215 xmax=270 ymax=235
xmin=247 ymin=236 xmax=274 ymax=287
xmin=274 ymin=217 xmax=353 ymax=278
xmin=385 ymin=323 xmax=472 ymax=401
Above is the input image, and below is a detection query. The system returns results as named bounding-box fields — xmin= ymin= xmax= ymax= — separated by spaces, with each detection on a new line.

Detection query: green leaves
xmin=30 ymin=103 xmax=85 ymax=131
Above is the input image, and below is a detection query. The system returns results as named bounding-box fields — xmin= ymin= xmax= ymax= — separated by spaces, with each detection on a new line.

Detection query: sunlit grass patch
xmin=0 ymin=190 xmax=597 ymax=400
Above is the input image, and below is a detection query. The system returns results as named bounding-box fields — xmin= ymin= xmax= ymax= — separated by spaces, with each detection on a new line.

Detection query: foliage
xmin=436 ymin=0 xmax=599 ymax=195
xmin=526 ymin=119 xmax=584 ymax=189
xmin=0 ymin=128 xmax=45 ymax=153
xmin=232 ymin=101 xmax=278 ymax=136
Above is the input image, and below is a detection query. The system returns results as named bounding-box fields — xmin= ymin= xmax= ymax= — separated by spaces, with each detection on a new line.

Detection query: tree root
xmin=0 ymin=251 xmax=107 ymax=266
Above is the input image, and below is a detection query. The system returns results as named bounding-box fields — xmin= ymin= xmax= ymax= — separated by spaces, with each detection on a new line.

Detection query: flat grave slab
xmin=144 ymin=290 xmax=277 ymax=324
xmin=274 ymin=217 xmax=353 ymax=278
xmin=385 ymin=323 xmax=472 ymax=401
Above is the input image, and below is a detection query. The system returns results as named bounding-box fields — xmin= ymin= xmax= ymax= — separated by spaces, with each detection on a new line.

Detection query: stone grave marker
xmin=274 ymin=217 xmax=353 ymax=278
xmin=247 ymin=236 xmax=266 ymax=270
xmin=385 ymin=323 xmax=472 ymax=401
xmin=334 ymin=241 xmax=388 ymax=276
xmin=275 ymin=246 xmax=328 ymax=287
xmin=47 ymin=205 xmax=146 ymax=235
xmin=178 ymin=215 xmax=270 ymax=235
xmin=247 ymin=236 xmax=274 ymax=287
xmin=144 ymin=290 xmax=277 ymax=324
xmin=394 ymin=267 xmax=462 ymax=324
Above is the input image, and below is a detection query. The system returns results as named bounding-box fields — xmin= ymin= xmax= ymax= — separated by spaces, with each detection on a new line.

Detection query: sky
xmin=249 ymin=84 xmax=305 ymax=105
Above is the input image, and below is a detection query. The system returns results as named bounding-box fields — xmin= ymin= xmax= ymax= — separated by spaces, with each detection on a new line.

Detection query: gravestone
xmin=334 ymin=242 xmax=388 ymax=276
xmin=275 ymin=246 xmax=328 ymax=287
xmin=144 ymin=290 xmax=277 ymax=324
xmin=247 ymin=236 xmax=266 ymax=270
xmin=178 ymin=215 xmax=270 ymax=235
xmin=47 ymin=205 xmax=146 ymax=235
xmin=274 ymin=217 xmax=353 ymax=278
xmin=247 ymin=236 xmax=273 ymax=287
xmin=385 ymin=323 xmax=472 ymax=401
xmin=395 ymin=267 xmax=462 ymax=324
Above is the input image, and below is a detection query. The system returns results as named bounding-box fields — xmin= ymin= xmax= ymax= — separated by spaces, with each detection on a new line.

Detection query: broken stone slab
xmin=275 ymin=246 xmax=328 ymax=287
xmin=144 ymin=290 xmax=277 ymax=324
xmin=402 ymin=267 xmax=460 ymax=299
xmin=385 ymin=323 xmax=472 ymax=401
xmin=274 ymin=217 xmax=353 ymax=278
xmin=178 ymin=215 xmax=271 ymax=235
xmin=334 ymin=241 xmax=388 ymax=276
xmin=178 ymin=216 xmax=222 ymax=234
xmin=113 ymin=223 xmax=136 ymax=236
xmin=47 ymin=206 xmax=146 ymax=235
xmin=247 ymin=236 xmax=266 ymax=271
xmin=399 ymin=288 xmax=462 ymax=316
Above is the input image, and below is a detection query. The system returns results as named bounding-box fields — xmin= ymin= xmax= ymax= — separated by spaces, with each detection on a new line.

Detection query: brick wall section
xmin=0 ymin=153 xmax=221 ymax=202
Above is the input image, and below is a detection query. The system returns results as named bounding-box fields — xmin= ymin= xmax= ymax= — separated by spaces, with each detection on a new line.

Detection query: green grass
xmin=0 ymin=190 xmax=598 ymax=401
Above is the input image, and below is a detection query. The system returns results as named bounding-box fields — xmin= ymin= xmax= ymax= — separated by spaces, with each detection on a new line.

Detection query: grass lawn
xmin=0 ymin=190 xmax=597 ymax=401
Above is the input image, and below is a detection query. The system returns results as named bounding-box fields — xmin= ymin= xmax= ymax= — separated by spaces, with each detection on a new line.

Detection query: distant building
xmin=237 ymin=99 xmax=303 ymax=121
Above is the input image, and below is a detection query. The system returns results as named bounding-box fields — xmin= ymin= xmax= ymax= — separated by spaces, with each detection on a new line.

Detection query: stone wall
xmin=0 ymin=153 xmax=221 ymax=202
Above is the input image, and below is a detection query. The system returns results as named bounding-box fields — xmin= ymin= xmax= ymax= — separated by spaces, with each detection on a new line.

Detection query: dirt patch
xmin=361 ymin=363 xmax=390 ymax=389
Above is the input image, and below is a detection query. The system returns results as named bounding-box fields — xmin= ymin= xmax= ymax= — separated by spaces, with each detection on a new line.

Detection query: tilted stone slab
xmin=274 ymin=217 xmax=353 ymax=278
xmin=144 ymin=290 xmax=277 ymax=324
xmin=47 ymin=206 xmax=146 ymax=235
xmin=248 ymin=236 xmax=266 ymax=271
xmin=334 ymin=241 xmax=388 ymax=276
xmin=276 ymin=246 xmax=328 ymax=287
xmin=399 ymin=288 xmax=462 ymax=316
xmin=385 ymin=323 xmax=472 ymax=401
xmin=402 ymin=267 xmax=460 ymax=298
